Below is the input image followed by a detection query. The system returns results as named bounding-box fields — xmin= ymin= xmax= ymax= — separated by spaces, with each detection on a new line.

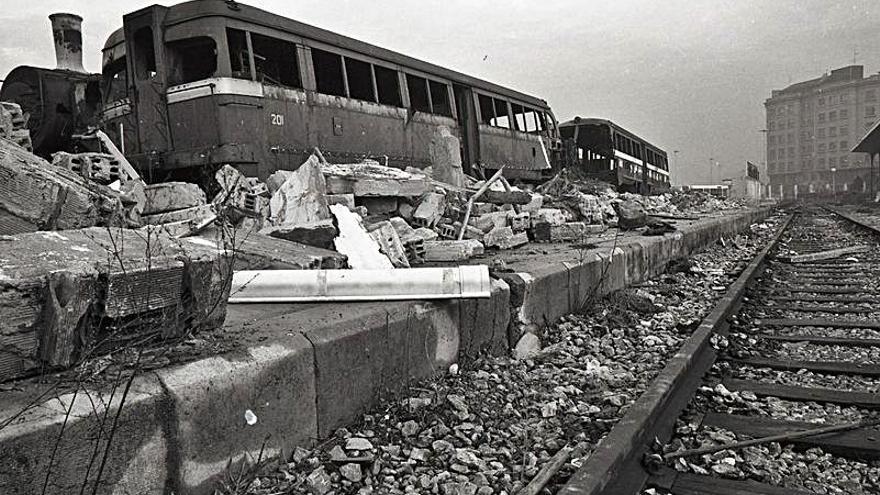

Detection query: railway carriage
xmin=93 ymin=0 xmax=562 ymax=182
xmin=559 ymin=117 xmax=670 ymax=194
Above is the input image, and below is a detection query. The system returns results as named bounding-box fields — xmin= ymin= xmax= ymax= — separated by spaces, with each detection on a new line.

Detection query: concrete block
xmin=143 ymin=182 xmax=206 ymax=215
xmin=411 ymin=192 xmax=446 ymax=228
xmin=484 ymin=227 xmax=529 ymax=249
xmin=157 ymin=336 xmax=317 ymax=494
xmin=423 ymin=240 xmax=484 ymax=262
xmin=511 ymin=212 xmax=531 ymax=232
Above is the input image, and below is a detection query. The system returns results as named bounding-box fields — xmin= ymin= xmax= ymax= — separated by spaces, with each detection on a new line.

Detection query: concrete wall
xmin=0 ymin=208 xmax=769 ymax=495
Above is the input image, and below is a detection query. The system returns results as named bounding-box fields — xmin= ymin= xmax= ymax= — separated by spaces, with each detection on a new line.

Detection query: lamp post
xmin=758 ymin=129 xmax=768 ymax=199
xmin=830 ymin=167 xmax=837 ymax=202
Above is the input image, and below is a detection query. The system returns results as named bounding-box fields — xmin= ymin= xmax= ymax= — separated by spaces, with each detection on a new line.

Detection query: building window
xmin=817 ymin=128 xmax=825 ymax=138
xmin=818 ymin=113 xmax=825 ymax=123
xmin=829 ymin=142 xmax=837 ymax=151
xmin=768 ymin=150 xmax=776 ymax=160
xmin=374 ymin=65 xmax=402 ymax=107
xmin=829 ymin=157 xmax=837 ymax=166
xmin=768 ymin=135 xmax=775 ymax=145
xmin=787 ymin=120 xmax=794 ymax=129
xmin=818 ymin=97 xmax=825 ymax=106
xmin=787 ymin=134 xmax=794 ymax=144
xmin=251 ymin=33 xmax=301 ymax=88
xmin=840 ymin=93 xmax=848 ymax=104
xmin=866 ymin=89 xmax=877 ymax=102
xmin=818 ymin=143 xmax=826 ymax=152
xmin=311 ymin=48 xmax=346 ymax=97
xmin=867 ymin=106 xmax=877 ymax=117
xmin=840 ymin=126 xmax=848 ymax=136
xmin=840 ymin=109 xmax=848 ymax=119
xmin=829 ymin=127 xmax=837 ymax=137
xmin=829 ymin=111 xmax=837 ymax=121
xmin=840 ymin=140 xmax=848 ymax=149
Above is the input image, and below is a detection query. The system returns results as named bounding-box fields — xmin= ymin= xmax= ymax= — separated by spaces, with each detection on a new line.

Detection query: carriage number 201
xmin=270 ymin=113 xmax=285 ymax=126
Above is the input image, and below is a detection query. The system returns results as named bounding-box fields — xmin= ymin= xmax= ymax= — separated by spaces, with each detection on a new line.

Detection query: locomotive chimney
xmin=49 ymin=13 xmax=85 ymax=72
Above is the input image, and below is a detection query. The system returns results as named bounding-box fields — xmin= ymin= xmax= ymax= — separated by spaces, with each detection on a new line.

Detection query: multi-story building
xmin=765 ymin=65 xmax=880 ymax=199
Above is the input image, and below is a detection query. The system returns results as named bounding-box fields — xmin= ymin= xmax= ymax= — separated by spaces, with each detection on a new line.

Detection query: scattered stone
xmin=513 ymin=333 xmax=541 ymax=360
xmin=345 ymin=437 xmax=374 ymax=451
xmin=340 ymin=463 xmax=363 ymax=482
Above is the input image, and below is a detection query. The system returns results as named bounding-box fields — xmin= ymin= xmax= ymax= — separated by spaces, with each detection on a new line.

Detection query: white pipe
xmin=229 ymin=265 xmax=491 ymax=303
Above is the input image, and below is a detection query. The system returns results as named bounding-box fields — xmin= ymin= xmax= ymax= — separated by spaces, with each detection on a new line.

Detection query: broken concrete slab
xmin=531 ymin=208 xmax=570 ymax=227
xmin=143 ymin=182 xmax=207 ymax=215
xmin=186 ymin=231 xmax=346 ymax=270
xmin=263 ymin=219 xmax=338 ymax=250
xmin=479 ymin=189 xmax=532 ymax=205
xmin=413 ymin=227 xmax=439 ymax=241
xmin=368 ymin=221 xmax=410 ymax=268
xmin=330 ymin=204 xmax=394 ymax=270
xmin=484 ymin=227 xmax=529 ymax=250
xmin=423 ymin=240 xmax=485 ymax=262
xmin=142 ymin=204 xmax=217 ymax=226
xmin=472 ymin=211 xmax=512 ymax=233
xmin=270 ymin=155 xmax=331 ymax=226
xmin=0 ymin=139 xmax=123 ymax=234
xmin=265 ymin=169 xmax=294 ymax=196
xmin=322 ymin=162 xmax=430 ymax=197
xmin=0 ymin=227 xmax=229 ymax=380
xmin=615 ymin=200 xmax=648 ymax=230
xmin=429 ymin=126 xmax=465 ymax=187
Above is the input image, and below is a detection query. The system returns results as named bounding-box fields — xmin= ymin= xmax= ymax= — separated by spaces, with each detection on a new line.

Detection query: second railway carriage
xmin=98 ymin=0 xmax=562 ymax=182
xmin=559 ymin=117 xmax=670 ymax=194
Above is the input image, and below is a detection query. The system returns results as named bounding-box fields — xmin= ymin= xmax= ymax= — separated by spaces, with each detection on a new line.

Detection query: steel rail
xmin=559 ymin=213 xmax=794 ymax=495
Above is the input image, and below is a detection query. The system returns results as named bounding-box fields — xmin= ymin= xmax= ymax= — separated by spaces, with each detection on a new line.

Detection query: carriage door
xmin=453 ymin=84 xmax=480 ymax=174
xmin=123 ymin=6 xmax=172 ymax=162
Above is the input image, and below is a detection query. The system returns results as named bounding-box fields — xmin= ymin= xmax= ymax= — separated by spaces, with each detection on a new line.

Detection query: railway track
xmin=561 ymin=207 xmax=880 ymax=495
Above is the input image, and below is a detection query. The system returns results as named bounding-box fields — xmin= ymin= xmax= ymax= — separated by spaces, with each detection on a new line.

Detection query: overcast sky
xmin=2 ymin=0 xmax=879 ymax=184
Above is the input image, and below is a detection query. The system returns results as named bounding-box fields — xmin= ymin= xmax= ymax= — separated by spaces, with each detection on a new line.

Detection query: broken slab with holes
xmin=0 ymin=138 xmax=123 ymax=235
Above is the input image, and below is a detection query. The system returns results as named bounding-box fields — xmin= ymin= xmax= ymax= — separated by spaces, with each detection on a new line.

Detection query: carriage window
xmin=511 ymin=104 xmax=527 ymax=131
xmin=478 ymin=94 xmax=494 ymax=125
xmin=429 ymin=80 xmax=452 ymax=116
xmin=251 ymin=33 xmax=300 ymax=88
xmin=227 ymin=28 xmax=251 ymax=79
xmin=406 ymin=74 xmax=431 ymax=113
xmin=167 ymin=37 xmax=217 ymax=86
xmin=537 ymin=112 xmax=547 ymax=132
xmin=375 ymin=66 xmax=401 ymax=106
xmin=133 ymin=27 xmax=157 ymax=80
xmin=491 ymin=98 xmax=510 ymax=128
xmin=312 ymin=48 xmax=346 ymax=97
xmin=103 ymin=57 xmax=128 ymax=103
xmin=345 ymin=57 xmax=375 ymax=101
